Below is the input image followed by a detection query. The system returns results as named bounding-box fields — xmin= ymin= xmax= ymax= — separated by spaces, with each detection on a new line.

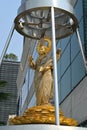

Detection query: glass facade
xmin=83 ymin=0 xmax=87 ymax=59
xmin=57 ymin=0 xmax=86 ymax=102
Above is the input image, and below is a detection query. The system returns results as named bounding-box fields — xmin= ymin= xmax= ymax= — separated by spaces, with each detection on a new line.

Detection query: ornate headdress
xmin=37 ymin=37 xmax=52 ymax=56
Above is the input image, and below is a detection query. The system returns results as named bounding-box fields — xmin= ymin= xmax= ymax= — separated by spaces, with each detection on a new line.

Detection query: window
xmin=71 ymin=33 xmax=80 ymax=62
xmin=60 ymin=67 xmax=71 ymax=101
xmin=75 ymin=0 xmax=83 ymax=21
xmin=71 ymin=52 xmax=85 ymax=89
xmin=79 ymin=19 xmax=84 ymax=45
xmin=60 ymin=36 xmax=70 ymax=52
xmin=61 ymin=43 xmax=70 ymax=76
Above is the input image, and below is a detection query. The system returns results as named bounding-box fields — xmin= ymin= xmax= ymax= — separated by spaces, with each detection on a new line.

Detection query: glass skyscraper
xmin=57 ymin=0 xmax=86 ymax=103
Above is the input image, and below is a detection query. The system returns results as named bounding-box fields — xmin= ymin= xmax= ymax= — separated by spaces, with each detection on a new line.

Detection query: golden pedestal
xmin=9 ymin=105 xmax=78 ymax=126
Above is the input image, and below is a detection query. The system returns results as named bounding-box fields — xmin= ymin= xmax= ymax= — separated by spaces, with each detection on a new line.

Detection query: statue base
xmin=8 ymin=105 xmax=78 ymax=126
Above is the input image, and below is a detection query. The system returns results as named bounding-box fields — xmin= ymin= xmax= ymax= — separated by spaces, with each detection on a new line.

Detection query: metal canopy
xmin=14 ymin=0 xmax=78 ymax=40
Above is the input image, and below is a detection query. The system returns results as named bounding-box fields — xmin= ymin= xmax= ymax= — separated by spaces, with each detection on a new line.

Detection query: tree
xmin=0 ymin=81 xmax=7 ymax=88
xmin=4 ymin=53 xmax=18 ymax=61
xmin=0 ymin=80 xmax=11 ymax=101
xmin=4 ymin=54 xmax=9 ymax=59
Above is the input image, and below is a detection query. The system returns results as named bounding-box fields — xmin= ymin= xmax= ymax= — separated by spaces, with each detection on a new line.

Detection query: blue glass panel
xmin=60 ymin=36 xmax=70 ymax=52
xmin=61 ymin=43 xmax=70 ymax=76
xmin=71 ymin=52 xmax=85 ymax=89
xmin=57 ymin=60 xmax=61 ymax=80
xmin=75 ymin=0 xmax=83 ymax=21
xmin=58 ymin=80 xmax=61 ymax=103
xmin=57 ymin=41 xmax=61 ymax=49
xmin=60 ymin=67 xmax=71 ymax=101
xmin=71 ymin=33 xmax=80 ymax=62
xmin=79 ymin=19 xmax=84 ymax=45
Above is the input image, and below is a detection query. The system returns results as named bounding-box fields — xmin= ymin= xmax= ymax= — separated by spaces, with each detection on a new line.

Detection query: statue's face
xmin=37 ymin=37 xmax=52 ymax=56
xmin=39 ymin=46 xmax=47 ymax=55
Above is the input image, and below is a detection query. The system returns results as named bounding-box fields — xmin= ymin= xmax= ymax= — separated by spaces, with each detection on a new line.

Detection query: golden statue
xmin=29 ymin=37 xmax=61 ymax=105
xmin=8 ymin=37 xmax=78 ymax=126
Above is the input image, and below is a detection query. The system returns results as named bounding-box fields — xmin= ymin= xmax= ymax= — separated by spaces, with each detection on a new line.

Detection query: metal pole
xmin=0 ymin=23 xmax=15 ymax=66
xmin=76 ymin=28 xmax=87 ymax=72
xmin=51 ymin=7 xmax=60 ymax=125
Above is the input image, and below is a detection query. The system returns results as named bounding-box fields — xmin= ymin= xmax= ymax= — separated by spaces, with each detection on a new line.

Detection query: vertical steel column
xmin=51 ymin=7 xmax=60 ymax=125
xmin=0 ymin=23 xmax=15 ymax=66
xmin=76 ymin=28 xmax=87 ymax=72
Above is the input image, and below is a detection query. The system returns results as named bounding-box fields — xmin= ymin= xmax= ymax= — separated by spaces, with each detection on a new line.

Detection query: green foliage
xmin=0 ymin=92 xmax=11 ymax=101
xmin=0 ymin=81 xmax=7 ymax=88
xmin=4 ymin=53 xmax=18 ymax=61
xmin=0 ymin=121 xmax=6 ymax=125
xmin=0 ymin=80 xmax=11 ymax=101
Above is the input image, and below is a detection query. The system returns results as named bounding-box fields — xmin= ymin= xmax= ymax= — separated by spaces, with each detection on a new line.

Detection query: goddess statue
xmin=28 ymin=37 xmax=61 ymax=105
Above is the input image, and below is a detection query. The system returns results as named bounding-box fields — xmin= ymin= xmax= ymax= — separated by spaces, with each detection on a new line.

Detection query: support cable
xmin=76 ymin=28 xmax=87 ymax=72
xmin=0 ymin=23 xmax=15 ymax=66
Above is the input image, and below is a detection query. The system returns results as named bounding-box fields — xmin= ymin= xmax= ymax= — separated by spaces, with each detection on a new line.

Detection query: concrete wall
xmin=60 ymin=76 xmax=87 ymax=124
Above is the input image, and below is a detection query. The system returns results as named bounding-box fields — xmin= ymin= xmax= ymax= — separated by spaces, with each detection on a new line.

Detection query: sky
xmin=0 ymin=0 xmax=23 ymax=61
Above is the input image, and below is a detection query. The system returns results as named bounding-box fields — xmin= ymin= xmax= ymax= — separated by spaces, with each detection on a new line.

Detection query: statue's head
xmin=37 ymin=37 xmax=52 ymax=56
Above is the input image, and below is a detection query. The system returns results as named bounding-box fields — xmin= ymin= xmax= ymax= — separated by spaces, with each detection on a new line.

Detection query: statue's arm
xmin=28 ymin=55 xmax=36 ymax=69
xmin=39 ymin=59 xmax=53 ymax=73
xmin=39 ymin=65 xmax=53 ymax=72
